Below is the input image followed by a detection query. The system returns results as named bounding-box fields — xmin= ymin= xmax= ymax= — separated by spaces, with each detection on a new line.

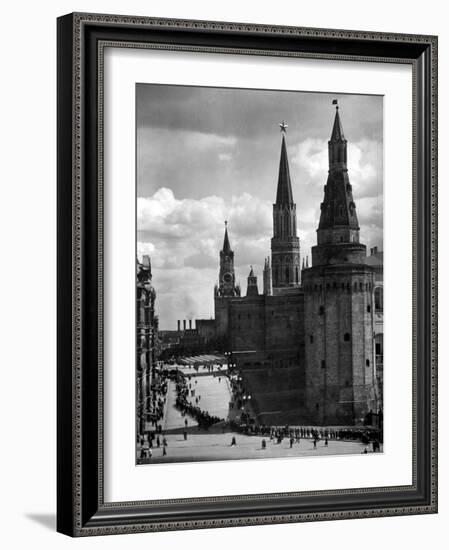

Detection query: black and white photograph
xmin=136 ymin=84 xmax=384 ymax=464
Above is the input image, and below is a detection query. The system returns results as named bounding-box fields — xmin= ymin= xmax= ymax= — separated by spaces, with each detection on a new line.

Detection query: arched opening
xmin=374 ymin=287 xmax=383 ymax=311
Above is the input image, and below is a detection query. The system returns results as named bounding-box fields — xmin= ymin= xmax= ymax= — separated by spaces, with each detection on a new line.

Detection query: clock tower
xmin=214 ymin=222 xmax=240 ymax=339
xmin=217 ymin=221 xmax=239 ymax=297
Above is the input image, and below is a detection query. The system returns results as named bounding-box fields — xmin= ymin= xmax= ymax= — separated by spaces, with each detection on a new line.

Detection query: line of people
xmin=230 ymin=422 xmax=382 ymax=445
xmin=174 ymin=373 xmax=223 ymax=430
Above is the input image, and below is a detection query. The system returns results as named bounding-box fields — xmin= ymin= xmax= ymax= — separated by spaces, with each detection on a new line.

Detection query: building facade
xmin=136 ymin=255 xmax=158 ymax=436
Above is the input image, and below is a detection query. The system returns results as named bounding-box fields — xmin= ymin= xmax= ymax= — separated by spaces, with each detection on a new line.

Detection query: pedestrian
xmin=156 ymin=436 xmax=160 ymax=448
xmin=183 ymin=430 xmax=187 ymax=440
xmin=290 ymin=436 xmax=294 ymax=448
xmin=184 ymin=418 xmax=188 ymax=427
xmin=231 ymin=436 xmax=236 ymax=447
xmin=163 ymin=437 xmax=167 ymax=447
xmin=313 ymin=438 xmax=317 ymax=449
xmin=261 ymin=439 xmax=266 ymax=450
xmin=148 ymin=448 xmax=153 ymax=459
xmin=163 ymin=446 xmax=167 ymax=456
xmin=325 ymin=437 xmax=328 ymax=447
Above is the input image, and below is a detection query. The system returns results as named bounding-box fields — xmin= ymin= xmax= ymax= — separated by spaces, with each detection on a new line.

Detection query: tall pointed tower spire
xmin=271 ymin=121 xmax=301 ymax=292
xmin=330 ymin=103 xmax=345 ymax=141
xmin=314 ymin=101 xmax=361 ymax=263
xmin=276 ymin=134 xmax=294 ymax=205
xmin=222 ymin=220 xmax=231 ymax=254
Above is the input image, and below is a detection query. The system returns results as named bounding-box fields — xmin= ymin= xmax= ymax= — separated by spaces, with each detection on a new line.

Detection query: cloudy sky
xmin=137 ymin=84 xmax=383 ymax=330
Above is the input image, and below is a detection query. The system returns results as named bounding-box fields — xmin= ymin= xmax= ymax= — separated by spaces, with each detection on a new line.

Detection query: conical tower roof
xmin=319 ymin=104 xmax=359 ymax=231
xmin=222 ymin=222 xmax=232 ymax=254
xmin=330 ymin=107 xmax=345 ymax=141
xmin=275 ymin=135 xmax=294 ymax=205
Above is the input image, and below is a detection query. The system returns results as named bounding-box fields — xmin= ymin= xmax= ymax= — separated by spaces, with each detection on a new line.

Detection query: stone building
xmin=136 ymin=255 xmax=158 ymax=436
xmin=206 ymin=104 xmax=382 ymax=426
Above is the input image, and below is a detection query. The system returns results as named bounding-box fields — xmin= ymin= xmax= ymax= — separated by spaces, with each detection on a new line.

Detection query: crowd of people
xmin=145 ymin=374 xmax=168 ymax=427
xmin=137 ymin=366 xmax=383 ymax=462
xmin=173 ymin=372 xmax=223 ymax=430
xmin=229 ymin=422 xmax=382 ymax=446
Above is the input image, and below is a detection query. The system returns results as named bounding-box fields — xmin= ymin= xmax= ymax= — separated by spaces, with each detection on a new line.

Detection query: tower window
xmin=367 ymin=304 xmax=371 ymax=313
xmin=321 ymin=360 xmax=326 ymax=369
xmin=375 ymin=287 xmax=384 ymax=311
xmin=366 ymin=359 xmax=370 ymax=367
xmin=319 ymin=306 xmax=325 ymax=315
xmin=344 ymin=333 xmax=351 ymax=342
xmin=310 ymin=334 xmax=314 ymax=344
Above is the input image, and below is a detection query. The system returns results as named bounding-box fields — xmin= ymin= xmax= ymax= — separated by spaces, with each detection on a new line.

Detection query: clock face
xmin=223 ymin=272 xmax=233 ymax=284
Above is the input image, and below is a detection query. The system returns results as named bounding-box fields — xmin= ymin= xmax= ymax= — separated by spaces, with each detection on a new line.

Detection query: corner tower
xmin=271 ymin=121 xmax=301 ymax=293
xmin=303 ymin=101 xmax=378 ymax=426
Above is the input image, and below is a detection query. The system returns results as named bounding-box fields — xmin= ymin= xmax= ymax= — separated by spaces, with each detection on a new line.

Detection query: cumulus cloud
xmin=218 ymin=152 xmax=233 ymax=162
xmin=291 ymin=137 xmax=381 ymax=197
xmin=137 ymin=188 xmax=273 ymax=328
xmin=136 ymin=87 xmax=383 ymax=329
xmin=292 ymin=138 xmax=328 ymax=180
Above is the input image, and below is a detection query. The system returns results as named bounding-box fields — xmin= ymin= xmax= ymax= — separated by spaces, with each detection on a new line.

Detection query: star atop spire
xmin=279 ymin=120 xmax=288 ymax=133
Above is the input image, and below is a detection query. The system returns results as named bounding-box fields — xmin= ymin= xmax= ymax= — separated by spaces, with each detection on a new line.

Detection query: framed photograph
xmin=57 ymin=12 xmax=438 ymax=536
